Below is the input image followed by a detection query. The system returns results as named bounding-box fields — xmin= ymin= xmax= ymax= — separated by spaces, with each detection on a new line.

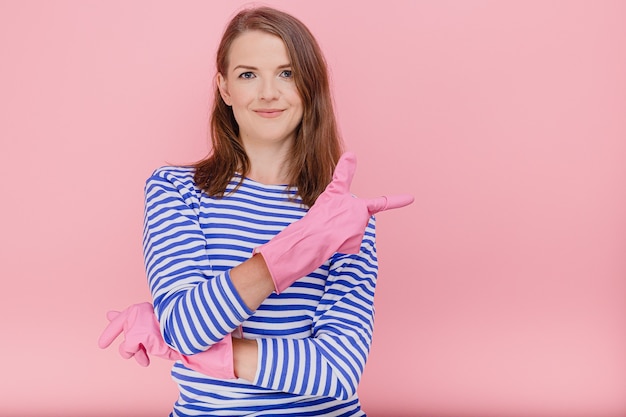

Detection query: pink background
xmin=1 ymin=1 xmax=625 ymax=416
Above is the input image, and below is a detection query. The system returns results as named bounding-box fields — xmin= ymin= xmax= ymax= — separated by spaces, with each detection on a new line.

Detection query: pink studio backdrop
xmin=1 ymin=1 xmax=625 ymax=416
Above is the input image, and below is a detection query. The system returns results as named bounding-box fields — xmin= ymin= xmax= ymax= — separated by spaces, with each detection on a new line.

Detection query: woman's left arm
xmin=233 ymin=217 xmax=379 ymax=400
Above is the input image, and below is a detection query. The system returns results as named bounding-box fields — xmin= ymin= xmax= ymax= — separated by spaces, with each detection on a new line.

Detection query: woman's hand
xmin=98 ymin=302 xmax=237 ymax=379
xmin=98 ymin=302 xmax=179 ymax=366
xmin=254 ymin=151 xmax=414 ymax=293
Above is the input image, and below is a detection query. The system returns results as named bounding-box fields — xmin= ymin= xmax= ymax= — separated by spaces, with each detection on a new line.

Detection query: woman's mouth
xmin=254 ymin=109 xmax=284 ymax=118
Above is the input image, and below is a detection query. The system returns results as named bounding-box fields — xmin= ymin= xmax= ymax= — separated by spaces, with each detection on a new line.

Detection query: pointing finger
xmin=366 ymin=194 xmax=414 ymax=215
xmin=97 ymin=311 xmax=125 ymax=349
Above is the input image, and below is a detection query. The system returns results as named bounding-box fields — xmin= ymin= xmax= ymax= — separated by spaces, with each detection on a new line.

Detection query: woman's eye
xmin=280 ymin=70 xmax=293 ymax=78
xmin=239 ymin=72 xmax=255 ymax=79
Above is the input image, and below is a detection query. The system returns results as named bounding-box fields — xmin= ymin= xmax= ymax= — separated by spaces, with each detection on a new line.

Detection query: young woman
xmin=99 ymin=6 xmax=413 ymax=416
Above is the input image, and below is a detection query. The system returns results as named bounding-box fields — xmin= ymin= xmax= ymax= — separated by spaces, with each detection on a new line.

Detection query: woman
xmin=99 ymin=6 xmax=413 ymax=416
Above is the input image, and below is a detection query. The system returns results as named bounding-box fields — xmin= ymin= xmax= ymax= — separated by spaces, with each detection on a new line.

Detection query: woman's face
xmin=218 ymin=31 xmax=303 ymax=149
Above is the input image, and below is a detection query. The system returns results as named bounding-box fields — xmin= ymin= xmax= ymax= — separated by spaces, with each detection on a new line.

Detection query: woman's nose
xmin=259 ymin=79 xmax=280 ymax=101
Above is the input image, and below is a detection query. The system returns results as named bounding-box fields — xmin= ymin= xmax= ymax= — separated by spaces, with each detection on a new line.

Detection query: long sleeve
xmin=142 ymin=167 xmax=253 ymax=355
xmin=252 ymin=218 xmax=378 ymax=400
xmin=143 ymin=168 xmax=373 ymax=415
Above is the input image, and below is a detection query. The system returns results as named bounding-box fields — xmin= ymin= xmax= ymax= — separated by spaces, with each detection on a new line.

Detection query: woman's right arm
xmin=143 ymin=168 xmax=273 ymax=355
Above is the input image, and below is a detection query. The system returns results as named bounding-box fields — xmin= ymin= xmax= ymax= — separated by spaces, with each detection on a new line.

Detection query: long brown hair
xmin=194 ymin=6 xmax=343 ymax=207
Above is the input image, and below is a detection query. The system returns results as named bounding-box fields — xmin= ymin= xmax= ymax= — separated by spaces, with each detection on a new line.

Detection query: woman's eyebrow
xmin=232 ymin=63 xmax=292 ymax=71
xmin=233 ymin=65 xmax=257 ymax=71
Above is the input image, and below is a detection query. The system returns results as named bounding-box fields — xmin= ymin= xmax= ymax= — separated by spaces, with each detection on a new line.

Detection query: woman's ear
xmin=217 ymin=73 xmax=232 ymax=106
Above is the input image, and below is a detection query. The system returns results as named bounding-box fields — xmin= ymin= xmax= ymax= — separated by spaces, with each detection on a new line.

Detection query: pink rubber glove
xmin=98 ymin=302 xmax=236 ymax=379
xmin=254 ymin=152 xmax=414 ymax=294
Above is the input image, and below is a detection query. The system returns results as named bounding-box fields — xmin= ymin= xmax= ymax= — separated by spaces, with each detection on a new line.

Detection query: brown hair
xmin=193 ymin=6 xmax=343 ymax=207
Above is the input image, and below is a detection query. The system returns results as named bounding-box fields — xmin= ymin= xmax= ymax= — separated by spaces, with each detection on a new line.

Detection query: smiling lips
xmin=254 ymin=109 xmax=284 ymax=118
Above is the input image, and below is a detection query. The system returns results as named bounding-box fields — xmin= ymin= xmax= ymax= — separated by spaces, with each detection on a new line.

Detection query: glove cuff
xmin=180 ymin=333 xmax=236 ymax=379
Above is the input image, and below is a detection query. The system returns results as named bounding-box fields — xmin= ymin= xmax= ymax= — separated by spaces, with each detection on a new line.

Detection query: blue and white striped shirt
xmin=143 ymin=166 xmax=378 ymax=416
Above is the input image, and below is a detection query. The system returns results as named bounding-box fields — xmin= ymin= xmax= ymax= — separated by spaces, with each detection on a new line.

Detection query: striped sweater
xmin=143 ymin=166 xmax=378 ymax=416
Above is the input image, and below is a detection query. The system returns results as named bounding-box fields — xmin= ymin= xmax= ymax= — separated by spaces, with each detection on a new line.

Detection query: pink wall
xmin=1 ymin=1 xmax=625 ymax=416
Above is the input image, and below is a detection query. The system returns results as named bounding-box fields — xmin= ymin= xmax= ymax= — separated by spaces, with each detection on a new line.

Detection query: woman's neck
xmin=243 ymin=141 xmax=293 ymax=185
